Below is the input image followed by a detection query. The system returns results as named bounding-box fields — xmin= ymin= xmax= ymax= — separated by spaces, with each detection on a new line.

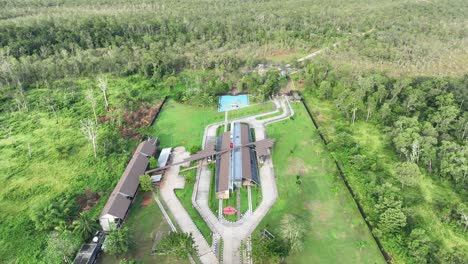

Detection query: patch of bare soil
xmin=99 ymin=101 xmax=164 ymax=140
xmin=287 ymin=157 xmax=311 ymax=176
xmin=141 ymin=192 xmax=153 ymax=207
xmin=263 ymin=49 xmax=297 ymax=57
xmin=120 ymin=102 xmax=163 ymax=139
xmin=306 ymin=201 xmax=332 ymax=222
xmin=77 ymin=189 xmax=101 ymax=212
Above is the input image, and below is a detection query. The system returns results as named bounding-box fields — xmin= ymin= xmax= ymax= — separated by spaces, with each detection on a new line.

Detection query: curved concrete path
xmin=159 ymin=147 xmax=219 ymax=264
xmin=192 ymin=96 xmax=294 ymax=263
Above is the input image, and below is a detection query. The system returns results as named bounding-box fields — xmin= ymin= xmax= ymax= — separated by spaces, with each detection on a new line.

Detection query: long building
xmin=215 ymin=123 xmax=260 ymax=199
xmin=215 ymin=132 xmax=231 ymax=199
xmin=99 ymin=138 xmax=157 ymax=231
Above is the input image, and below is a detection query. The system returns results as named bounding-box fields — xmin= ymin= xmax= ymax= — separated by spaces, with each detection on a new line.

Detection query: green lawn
xmin=98 ymin=191 xmax=187 ymax=264
xmin=240 ymin=186 xmax=262 ymax=214
xmin=175 ymin=168 xmax=213 ymax=245
xmin=151 ymin=100 xmax=274 ymax=149
xmin=303 ymin=95 xmax=468 ymax=262
xmin=257 ymin=103 xmax=385 ymax=263
xmin=255 ymin=107 xmax=283 ymax=120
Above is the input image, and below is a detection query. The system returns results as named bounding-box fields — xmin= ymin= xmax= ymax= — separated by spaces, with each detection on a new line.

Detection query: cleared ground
xmin=257 ymin=103 xmax=385 ymax=263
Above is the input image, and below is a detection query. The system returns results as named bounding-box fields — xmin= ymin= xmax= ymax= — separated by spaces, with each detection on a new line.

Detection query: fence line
xmin=300 ymin=95 xmax=391 ymax=263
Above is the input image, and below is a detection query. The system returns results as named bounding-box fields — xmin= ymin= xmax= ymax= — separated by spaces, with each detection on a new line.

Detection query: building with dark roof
xmin=215 ymin=132 xmax=231 ymax=199
xmin=215 ymin=123 xmax=262 ymax=199
xmin=99 ymin=138 xmax=157 ymax=231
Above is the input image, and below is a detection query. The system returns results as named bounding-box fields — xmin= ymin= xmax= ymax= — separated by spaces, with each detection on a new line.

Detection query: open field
xmin=303 ymin=95 xmax=468 ymax=262
xmin=98 ymin=191 xmax=186 ymax=264
xmin=150 ymin=100 xmax=275 ymax=149
xmin=257 ymin=103 xmax=385 ymax=263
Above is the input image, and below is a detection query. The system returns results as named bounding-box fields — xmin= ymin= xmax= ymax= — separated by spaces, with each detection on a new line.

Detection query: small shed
xmin=158 ymin=148 xmax=172 ymax=168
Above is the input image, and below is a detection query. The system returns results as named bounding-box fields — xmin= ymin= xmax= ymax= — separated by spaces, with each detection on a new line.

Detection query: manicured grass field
xmin=304 ymin=95 xmax=468 ymax=260
xmin=151 ymin=100 xmax=275 ymax=148
xmin=257 ymin=103 xmax=385 ymax=263
xmin=99 ymin=191 xmax=187 ymax=264
xmin=255 ymin=107 xmax=283 ymax=120
xmin=240 ymin=186 xmax=261 ymax=214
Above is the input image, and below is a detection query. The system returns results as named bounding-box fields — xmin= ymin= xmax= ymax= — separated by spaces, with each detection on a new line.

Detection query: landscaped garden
xmin=254 ymin=102 xmax=385 ymax=263
xmin=151 ymin=99 xmax=275 ymax=245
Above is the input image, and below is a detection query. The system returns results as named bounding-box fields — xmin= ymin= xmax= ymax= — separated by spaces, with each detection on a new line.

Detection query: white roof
xmin=158 ymin=148 xmax=172 ymax=167
xmin=151 ymin=174 xmax=163 ymax=182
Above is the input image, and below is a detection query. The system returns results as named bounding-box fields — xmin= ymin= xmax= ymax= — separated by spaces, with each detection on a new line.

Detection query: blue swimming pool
xmin=218 ymin=95 xmax=249 ymax=112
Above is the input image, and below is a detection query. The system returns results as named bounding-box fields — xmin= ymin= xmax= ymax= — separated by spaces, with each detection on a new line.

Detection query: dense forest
xmin=0 ymin=0 xmax=466 ymax=263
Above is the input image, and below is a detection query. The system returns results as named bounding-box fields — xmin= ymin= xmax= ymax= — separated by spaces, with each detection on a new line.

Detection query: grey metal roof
xmin=254 ymin=138 xmax=275 ymax=157
xmin=101 ymin=193 xmax=132 ymax=219
xmin=151 ymin=174 xmax=163 ymax=182
xmin=100 ymin=138 xmax=157 ymax=219
xmin=158 ymin=148 xmax=172 ymax=168
xmin=231 ymin=123 xmax=243 ymax=188
xmin=216 ymin=132 xmax=231 ymax=193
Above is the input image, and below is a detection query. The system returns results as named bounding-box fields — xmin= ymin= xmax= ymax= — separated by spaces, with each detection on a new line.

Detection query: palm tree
xmin=73 ymin=211 xmax=99 ymax=239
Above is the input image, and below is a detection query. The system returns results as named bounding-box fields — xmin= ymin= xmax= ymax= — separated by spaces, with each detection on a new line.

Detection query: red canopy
xmin=223 ymin=206 xmax=237 ymax=215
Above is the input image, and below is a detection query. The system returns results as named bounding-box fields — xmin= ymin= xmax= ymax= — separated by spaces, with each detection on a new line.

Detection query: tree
xmin=72 ymin=211 xmax=99 ymax=239
xmin=149 ymin=156 xmax=158 ymax=169
xmin=251 ymin=235 xmax=288 ymax=264
xmin=375 ymin=183 xmax=403 ymax=214
xmin=154 ymin=232 xmax=197 ymax=259
xmin=30 ymin=198 xmax=78 ymax=231
xmin=377 ymin=207 xmax=406 ymax=235
xmin=279 ymin=214 xmax=307 ymax=252
xmin=318 ymin=80 xmax=332 ymax=99
xmin=439 ymin=141 xmax=467 ymax=184
xmin=86 ymin=89 xmax=98 ymax=124
xmin=44 ymin=231 xmax=81 ymax=264
xmin=392 ymin=117 xmax=422 ymax=162
xmin=436 ymin=245 xmax=468 ymax=264
xmin=454 ymin=203 xmax=468 ymax=232
xmin=408 ymin=228 xmax=433 ymax=263
xmin=420 ymin=122 xmax=438 ymax=172
xmin=97 ymin=77 xmax=109 ymax=109
xmin=139 ymin=174 xmax=153 ymax=192
xmin=80 ymin=119 xmax=98 ymax=158
xmin=103 ymin=227 xmax=131 ymax=255
xmin=430 ymin=94 xmax=460 ymax=133
xmin=394 ymin=162 xmax=420 ymax=187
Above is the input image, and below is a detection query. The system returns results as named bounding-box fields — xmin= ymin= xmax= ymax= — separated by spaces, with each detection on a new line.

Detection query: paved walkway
xmin=192 ymin=96 xmax=294 ymax=263
xmin=159 ymin=147 xmax=219 ymax=264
